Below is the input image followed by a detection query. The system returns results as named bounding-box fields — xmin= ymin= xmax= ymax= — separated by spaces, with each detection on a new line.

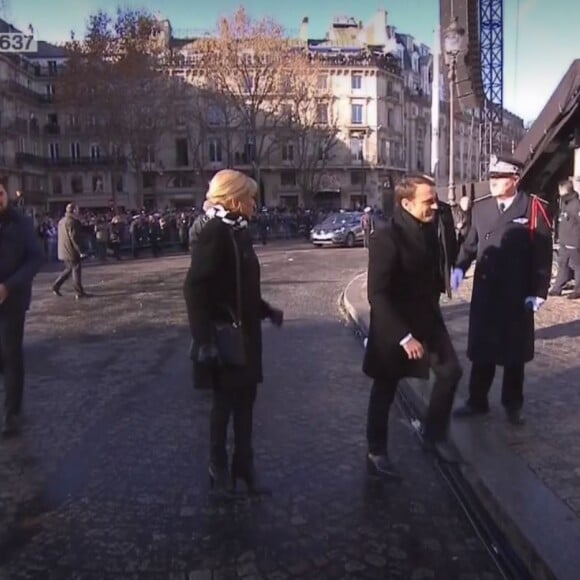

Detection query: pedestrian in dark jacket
xmin=52 ymin=203 xmax=88 ymax=299
xmin=0 ymin=183 xmax=44 ymax=436
xmin=363 ymin=174 xmax=462 ymax=479
xmin=183 ymin=169 xmax=284 ymax=498
xmin=550 ymin=179 xmax=580 ymax=299
xmin=452 ymin=154 xmax=553 ymax=425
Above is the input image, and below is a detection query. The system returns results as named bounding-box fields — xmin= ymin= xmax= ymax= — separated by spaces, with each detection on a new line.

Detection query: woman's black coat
xmin=184 ymin=216 xmax=273 ymax=390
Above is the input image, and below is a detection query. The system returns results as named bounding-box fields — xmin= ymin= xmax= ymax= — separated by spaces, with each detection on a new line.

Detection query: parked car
xmin=310 ymin=212 xmax=364 ymax=248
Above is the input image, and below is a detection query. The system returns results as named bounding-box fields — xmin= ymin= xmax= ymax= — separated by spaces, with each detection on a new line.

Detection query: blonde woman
xmin=184 ymin=170 xmax=283 ymax=497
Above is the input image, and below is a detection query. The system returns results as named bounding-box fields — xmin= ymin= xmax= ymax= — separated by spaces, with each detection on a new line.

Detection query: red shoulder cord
xmin=529 ymin=196 xmax=552 ymax=240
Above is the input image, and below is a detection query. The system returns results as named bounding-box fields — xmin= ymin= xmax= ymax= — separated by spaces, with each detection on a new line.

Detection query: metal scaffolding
xmin=479 ymin=0 xmax=504 ymax=179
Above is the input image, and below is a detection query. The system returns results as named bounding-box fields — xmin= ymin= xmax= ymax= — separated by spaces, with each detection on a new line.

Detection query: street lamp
xmin=444 ymin=16 xmax=465 ymax=205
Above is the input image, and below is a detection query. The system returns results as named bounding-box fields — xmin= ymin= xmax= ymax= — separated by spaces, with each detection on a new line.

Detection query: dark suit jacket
xmin=0 ymin=207 xmax=44 ymax=311
xmin=363 ymin=207 xmax=449 ymax=381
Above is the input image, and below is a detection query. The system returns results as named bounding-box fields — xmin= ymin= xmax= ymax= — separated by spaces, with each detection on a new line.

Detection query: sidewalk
xmin=342 ymin=271 xmax=580 ymax=580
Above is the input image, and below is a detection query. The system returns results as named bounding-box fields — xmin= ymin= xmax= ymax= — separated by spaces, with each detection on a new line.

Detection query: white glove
xmin=525 ymin=296 xmax=545 ymax=312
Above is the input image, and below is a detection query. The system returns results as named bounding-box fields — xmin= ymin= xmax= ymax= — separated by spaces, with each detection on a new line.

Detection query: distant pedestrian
xmin=0 ymin=182 xmax=44 ymax=436
xmin=361 ymin=207 xmax=374 ymax=248
xmin=52 ymin=203 xmax=89 ymax=300
xmin=452 ymin=154 xmax=553 ymax=426
xmin=363 ymin=174 xmax=462 ymax=479
xmin=184 ymin=169 xmax=284 ymax=498
xmin=549 ymin=179 xmax=580 ymax=299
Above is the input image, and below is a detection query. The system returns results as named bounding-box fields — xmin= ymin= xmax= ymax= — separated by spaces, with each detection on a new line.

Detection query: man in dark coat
xmin=52 ymin=203 xmax=88 ymax=299
xmin=452 ymin=154 xmax=553 ymax=425
xmin=363 ymin=174 xmax=462 ymax=479
xmin=549 ymin=179 xmax=580 ymax=299
xmin=0 ymin=183 xmax=44 ymax=436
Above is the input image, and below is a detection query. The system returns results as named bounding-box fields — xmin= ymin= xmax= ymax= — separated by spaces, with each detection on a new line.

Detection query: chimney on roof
xmin=299 ymin=17 xmax=309 ymax=42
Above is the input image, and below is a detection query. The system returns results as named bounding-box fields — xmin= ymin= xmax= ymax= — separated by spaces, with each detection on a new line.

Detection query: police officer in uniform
xmin=451 ymin=155 xmax=553 ymax=425
xmin=549 ymin=179 xmax=580 ymax=299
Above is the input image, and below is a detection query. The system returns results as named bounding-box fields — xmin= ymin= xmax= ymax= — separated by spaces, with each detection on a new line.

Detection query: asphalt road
xmin=0 ymin=242 xmax=501 ymax=579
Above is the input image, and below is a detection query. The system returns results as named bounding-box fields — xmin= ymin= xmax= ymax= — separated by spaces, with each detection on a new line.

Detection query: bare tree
xmin=57 ymin=7 xmax=174 ymax=209
xmin=194 ymin=7 xmax=313 ymax=205
xmin=280 ymin=62 xmax=342 ymax=206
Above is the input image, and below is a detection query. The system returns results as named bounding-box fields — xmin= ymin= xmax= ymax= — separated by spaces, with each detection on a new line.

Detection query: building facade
xmin=0 ymin=11 xmax=526 ymax=213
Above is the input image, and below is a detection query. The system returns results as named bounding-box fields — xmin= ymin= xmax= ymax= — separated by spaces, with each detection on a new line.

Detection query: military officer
xmin=451 ymin=154 xmax=552 ymax=425
xmin=549 ymin=179 xmax=580 ymax=299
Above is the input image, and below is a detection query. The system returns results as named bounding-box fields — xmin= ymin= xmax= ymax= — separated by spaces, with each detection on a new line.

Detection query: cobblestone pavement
xmin=441 ymin=273 xmax=580 ymax=519
xmin=0 ymin=245 xmax=501 ymax=579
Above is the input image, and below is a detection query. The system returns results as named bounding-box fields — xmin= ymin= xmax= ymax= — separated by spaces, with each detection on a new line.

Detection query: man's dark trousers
xmin=367 ymin=326 xmax=462 ymax=454
xmin=467 ymin=363 xmax=525 ymax=412
xmin=0 ymin=306 xmax=26 ymax=418
xmin=54 ymin=260 xmax=84 ymax=295
xmin=552 ymin=247 xmax=580 ymax=292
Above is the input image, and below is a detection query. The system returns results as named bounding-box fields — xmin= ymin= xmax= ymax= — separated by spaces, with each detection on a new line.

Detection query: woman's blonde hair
xmin=206 ymin=169 xmax=257 ymax=218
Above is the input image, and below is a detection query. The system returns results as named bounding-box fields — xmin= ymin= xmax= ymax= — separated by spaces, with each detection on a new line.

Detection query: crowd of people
xmin=33 ymin=206 xmax=349 ymax=262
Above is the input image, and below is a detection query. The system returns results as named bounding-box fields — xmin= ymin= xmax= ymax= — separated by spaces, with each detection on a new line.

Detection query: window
xmin=281 ymin=104 xmax=293 ymax=121
xmin=143 ymin=173 xmax=155 ymax=189
xmin=68 ymin=113 xmax=79 ymax=127
xmin=49 ymin=142 xmax=59 ymax=160
xmin=71 ymin=175 xmax=83 ymax=194
xmin=245 ymin=75 xmax=254 ymax=92
xmin=386 ymin=80 xmax=393 ymax=96
xmin=387 ymin=109 xmax=395 ymax=128
xmin=114 ymin=174 xmax=124 ymax=193
xmin=17 ymin=137 xmax=25 ymax=153
xmin=175 ymin=138 xmax=189 ymax=166
xmin=318 ymin=143 xmax=328 ymax=161
xmin=380 ymin=139 xmax=389 ymax=163
xmin=45 ymin=84 xmax=54 ymax=97
xmin=351 ymin=104 xmax=363 ymax=125
xmin=351 ymin=74 xmax=362 ymax=90
xmin=93 ymin=175 xmax=104 ymax=193
xmin=52 ymin=175 xmax=62 ymax=195
xmin=282 ymin=141 xmax=294 ymax=162
xmin=209 ymin=139 xmax=223 ymax=163
xmin=71 ymin=142 xmax=81 ymax=160
xmin=145 ymin=146 xmax=155 ymax=164
xmin=208 ymin=106 xmax=223 ymax=126
xmin=350 ymin=171 xmax=366 ymax=186
xmin=350 ymin=137 xmax=363 ymax=161
xmin=317 ymin=74 xmax=328 ymax=90
xmin=316 ymin=104 xmax=328 ymax=125
xmin=280 ymin=170 xmax=296 ymax=187
xmin=48 ymin=60 xmax=58 ymax=75
xmin=90 ymin=144 xmax=100 ymax=159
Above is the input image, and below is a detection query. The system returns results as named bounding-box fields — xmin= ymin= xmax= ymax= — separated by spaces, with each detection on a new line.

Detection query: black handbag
xmin=212 ymin=229 xmax=246 ymax=367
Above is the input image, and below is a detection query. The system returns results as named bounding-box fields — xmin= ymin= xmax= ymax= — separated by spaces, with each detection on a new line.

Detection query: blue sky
xmin=4 ymin=0 xmax=579 ymax=122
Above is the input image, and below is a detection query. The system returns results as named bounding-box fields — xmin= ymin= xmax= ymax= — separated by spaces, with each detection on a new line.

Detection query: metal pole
xmin=431 ymin=25 xmax=441 ymax=180
xmin=448 ymin=55 xmax=456 ymax=205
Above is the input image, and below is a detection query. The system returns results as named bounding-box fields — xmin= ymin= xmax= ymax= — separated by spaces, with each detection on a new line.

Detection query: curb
xmin=341 ymin=272 xmax=580 ymax=580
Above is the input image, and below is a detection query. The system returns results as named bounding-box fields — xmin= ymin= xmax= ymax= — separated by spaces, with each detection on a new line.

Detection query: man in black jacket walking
xmin=0 ymin=183 xmax=44 ymax=436
xmin=550 ymin=179 xmax=580 ymax=299
xmin=363 ymin=174 xmax=462 ymax=478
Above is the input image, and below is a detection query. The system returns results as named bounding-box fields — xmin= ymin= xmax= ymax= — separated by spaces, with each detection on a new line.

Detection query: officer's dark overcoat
xmin=456 ymin=192 xmax=552 ymax=365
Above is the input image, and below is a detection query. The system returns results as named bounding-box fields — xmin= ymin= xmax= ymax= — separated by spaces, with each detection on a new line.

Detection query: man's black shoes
xmin=506 ymin=409 xmax=525 ymax=426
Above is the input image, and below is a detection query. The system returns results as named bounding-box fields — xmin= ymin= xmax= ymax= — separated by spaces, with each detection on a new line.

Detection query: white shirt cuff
xmin=399 ymin=333 xmax=413 ymax=346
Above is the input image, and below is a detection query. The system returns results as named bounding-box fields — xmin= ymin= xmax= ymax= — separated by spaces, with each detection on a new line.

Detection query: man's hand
xmin=402 ymin=337 xmax=425 ymax=360
xmin=0 ymin=284 xmax=8 ymax=305
xmin=525 ymin=296 xmax=545 ymax=312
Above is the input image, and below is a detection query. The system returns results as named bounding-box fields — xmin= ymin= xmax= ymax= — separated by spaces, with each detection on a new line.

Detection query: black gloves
xmin=269 ymin=307 xmax=284 ymax=328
